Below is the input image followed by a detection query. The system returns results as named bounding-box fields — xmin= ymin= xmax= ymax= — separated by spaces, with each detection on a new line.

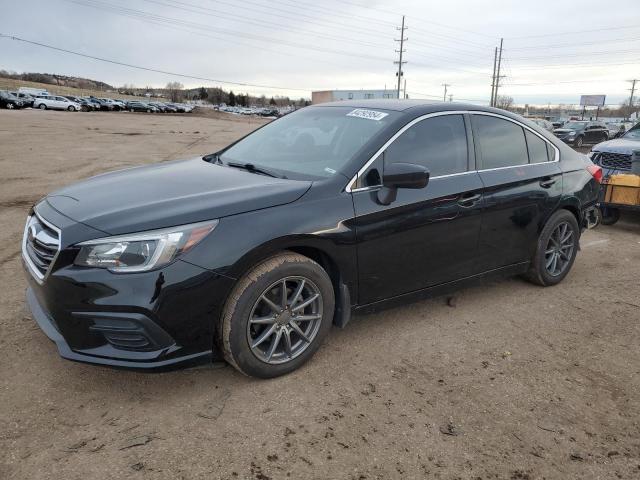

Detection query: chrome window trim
xmin=21 ymin=209 xmax=62 ymax=284
xmin=345 ymin=110 xmax=560 ymax=193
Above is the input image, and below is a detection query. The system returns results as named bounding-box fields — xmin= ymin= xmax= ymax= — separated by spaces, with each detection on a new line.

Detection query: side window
xmin=546 ymin=142 xmax=555 ymax=161
xmin=473 ymin=115 xmax=528 ymax=169
xmin=384 ymin=115 xmax=468 ymax=177
xmin=525 ymin=130 xmax=550 ymax=163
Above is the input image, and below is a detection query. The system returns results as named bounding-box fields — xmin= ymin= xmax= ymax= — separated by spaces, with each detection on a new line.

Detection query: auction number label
xmin=346 ymin=109 xmax=389 ymax=121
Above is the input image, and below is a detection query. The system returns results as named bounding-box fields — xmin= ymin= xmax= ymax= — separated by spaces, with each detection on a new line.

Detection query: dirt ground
xmin=1 ymin=109 xmax=640 ymax=480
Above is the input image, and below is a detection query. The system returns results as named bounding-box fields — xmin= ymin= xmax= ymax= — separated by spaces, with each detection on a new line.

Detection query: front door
xmin=470 ymin=113 xmax=563 ymax=272
xmin=352 ymin=113 xmax=484 ymax=305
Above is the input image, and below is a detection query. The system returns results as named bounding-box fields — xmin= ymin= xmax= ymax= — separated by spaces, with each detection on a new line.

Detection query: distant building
xmin=312 ymin=89 xmax=397 ymax=104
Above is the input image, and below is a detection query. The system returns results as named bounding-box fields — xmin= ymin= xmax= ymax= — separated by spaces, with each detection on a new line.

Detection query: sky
xmin=1 ymin=0 xmax=639 ymax=106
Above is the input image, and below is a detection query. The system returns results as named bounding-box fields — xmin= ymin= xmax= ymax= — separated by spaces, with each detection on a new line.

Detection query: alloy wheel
xmin=544 ymin=221 xmax=575 ymax=276
xmin=247 ymin=276 xmax=323 ymax=364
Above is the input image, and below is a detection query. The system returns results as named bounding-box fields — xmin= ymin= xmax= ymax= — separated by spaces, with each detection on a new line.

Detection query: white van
xmin=18 ymin=87 xmax=50 ymax=97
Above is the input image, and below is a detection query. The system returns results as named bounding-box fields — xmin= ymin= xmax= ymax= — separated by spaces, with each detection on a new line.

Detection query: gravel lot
xmin=1 ymin=110 xmax=639 ymax=480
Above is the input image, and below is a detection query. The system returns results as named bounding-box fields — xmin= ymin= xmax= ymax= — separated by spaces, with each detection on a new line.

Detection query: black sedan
xmin=126 ymin=101 xmax=157 ymax=113
xmin=554 ymin=120 xmax=609 ymax=147
xmin=0 ymin=90 xmax=25 ymax=109
xmin=22 ymin=101 xmax=601 ymax=378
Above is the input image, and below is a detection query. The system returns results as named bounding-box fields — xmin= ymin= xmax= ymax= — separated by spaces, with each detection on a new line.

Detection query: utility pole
xmin=403 ymin=78 xmax=407 ymax=99
xmin=394 ymin=16 xmax=408 ymax=100
xmin=494 ymin=38 xmax=504 ymax=106
xmin=442 ymin=83 xmax=450 ymax=102
xmin=448 ymin=94 xmax=453 ymax=102
xmin=627 ymin=79 xmax=638 ymax=121
xmin=490 ymin=47 xmax=497 ymax=107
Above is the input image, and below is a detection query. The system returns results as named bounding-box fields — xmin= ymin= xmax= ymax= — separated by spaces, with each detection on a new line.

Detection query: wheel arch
xmin=225 ymin=235 xmax=356 ymax=328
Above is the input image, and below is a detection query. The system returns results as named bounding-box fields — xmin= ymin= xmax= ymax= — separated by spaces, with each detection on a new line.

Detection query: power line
xmin=507 ymin=24 xmax=640 ymax=40
xmin=506 ymin=35 xmax=640 ymax=51
xmin=0 ymin=34 xmax=314 ymax=92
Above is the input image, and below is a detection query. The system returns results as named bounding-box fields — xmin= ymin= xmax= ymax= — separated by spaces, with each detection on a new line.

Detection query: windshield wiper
xmin=226 ymin=161 xmax=286 ymax=179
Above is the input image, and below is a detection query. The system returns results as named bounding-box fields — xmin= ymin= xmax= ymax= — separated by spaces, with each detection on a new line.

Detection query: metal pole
xmin=494 ymin=38 xmax=504 ymax=105
xmin=490 ymin=47 xmax=497 ymax=107
xmin=395 ymin=16 xmax=407 ymax=99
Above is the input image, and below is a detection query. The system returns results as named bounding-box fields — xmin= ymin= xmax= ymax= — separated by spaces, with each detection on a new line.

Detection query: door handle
xmin=458 ymin=193 xmax=481 ymax=207
xmin=539 ymin=177 xmax=557 ymax=188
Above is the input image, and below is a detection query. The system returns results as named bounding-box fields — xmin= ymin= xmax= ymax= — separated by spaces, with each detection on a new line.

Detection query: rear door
xmin=471 ymin=113 xmax=563 ymax=272
xmin=352 ymin=112 xmax=484 ymax=304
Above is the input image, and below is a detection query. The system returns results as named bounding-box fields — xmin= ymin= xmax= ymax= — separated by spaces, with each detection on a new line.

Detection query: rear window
xmin=473 ymin=115 xmax=529 ymax=169
xmin=525 ymin=130 xmax=550 ymax=163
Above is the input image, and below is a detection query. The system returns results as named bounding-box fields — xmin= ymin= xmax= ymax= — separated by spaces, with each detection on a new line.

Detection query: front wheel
xmin=574 ymin=136 xmax=584 ymax=148
xmin=6 ymin=103 xmax=14 ymax=109
xmin=67 ymin=106 xmax=75 ymax=111
xmin=38 ymin=104 xmax=46 ymax=110
xmin=220 ymin=252 xmax=335 ymax=378
xmin=525 ymin=210 xmax=579 ymax=286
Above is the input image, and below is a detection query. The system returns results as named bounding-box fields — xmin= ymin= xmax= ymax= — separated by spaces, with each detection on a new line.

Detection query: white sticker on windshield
xmin=324 ymin=167 xmax=337 ymax=174
xmin=346 ymin=109 xmax=388 ymax=121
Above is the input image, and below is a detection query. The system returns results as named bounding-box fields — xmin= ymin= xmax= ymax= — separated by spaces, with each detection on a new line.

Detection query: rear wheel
xmin=220 ymin=252 xmax=335 ymax=378
xmin=600 ymin=207 xmax=620 ymax=226
xmin=525 ymin=210 xmax=579 ymax=286
xmin=575 ymin=135 xmax=584 ymax=148
xmin=6 ymin=103 xmax=14 ymax=109
xmin=67 ymin=106 xmax=75 ymax=111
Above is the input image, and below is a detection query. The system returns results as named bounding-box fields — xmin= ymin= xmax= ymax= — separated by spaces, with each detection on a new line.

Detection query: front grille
xmin=22 ymin=213 xmax=61 ymax=281
xmin=597 ymin=152 xmax=632 ymax=171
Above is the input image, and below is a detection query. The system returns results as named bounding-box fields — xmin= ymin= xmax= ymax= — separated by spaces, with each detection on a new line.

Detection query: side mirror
xmin=377 ymin=162 xmax=430 ymax=205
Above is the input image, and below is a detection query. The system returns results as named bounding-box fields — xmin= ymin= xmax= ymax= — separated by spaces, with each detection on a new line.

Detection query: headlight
xmin=74 ymin=220 xmax=218 ymax=272
xmin=567 ymin=131 xmax=576 ymax=137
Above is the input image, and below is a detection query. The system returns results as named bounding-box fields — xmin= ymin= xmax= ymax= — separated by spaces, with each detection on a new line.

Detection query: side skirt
xmin=353 ymin=262 xmax=530 ymax=315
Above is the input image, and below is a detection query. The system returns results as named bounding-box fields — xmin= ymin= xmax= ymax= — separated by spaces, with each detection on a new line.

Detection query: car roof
xmin=308 ymin=99 xmax=523 ymax=118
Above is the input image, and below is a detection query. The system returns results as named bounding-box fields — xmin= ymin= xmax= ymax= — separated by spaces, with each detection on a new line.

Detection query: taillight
xmin=587 ymin=164 xmax=603 ymax=183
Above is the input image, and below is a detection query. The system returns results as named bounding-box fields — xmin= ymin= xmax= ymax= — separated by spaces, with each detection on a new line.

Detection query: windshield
xmin=562 ymin=122 xmax=587 ymax=131
xmin=218 ymin=106 xmax=398 ymax=179
xmin=623 ymin=127 xmax=640 ymax=139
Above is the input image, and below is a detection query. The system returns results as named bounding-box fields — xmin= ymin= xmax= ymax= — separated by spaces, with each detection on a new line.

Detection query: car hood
xmin=592 ymin=137 xmax=640 ymax=154
xmin=554 ymin=129 xmax=579 ymax=135
xmin=44 ymin=157 xmax=312 ymax=235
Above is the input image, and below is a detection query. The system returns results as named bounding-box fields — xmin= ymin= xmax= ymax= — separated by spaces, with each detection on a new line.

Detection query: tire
xmin=146 ymin=109 xmax=151 ymax=113
xmin=130 ymin=108 xmax=135 ymax=113
xmin=7 ymin=103 xmax=14 ymax=110
xmin=67 ymin=106 xmax=75 ymax=111
xmin=574 ymin=136 xmax=583 ymax=148
xmin=600 ymin=207 xmax=620 ymax=226
xmin=525 ymin=210 xmax=580 ymax=287
xmin=220 ymin=252 xmax=335 ymax=378
xmin=38 ymin=104 xmax=46 ymax=110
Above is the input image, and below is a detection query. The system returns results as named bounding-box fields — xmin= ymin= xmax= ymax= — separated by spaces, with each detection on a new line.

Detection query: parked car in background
xmin=63 ymin=96 xmax=94 ymax=112
xmin=554 ymin=120 xmax=608 ymax=147
xmin=18 ymin=87 xmax=49 ymax=97
xmin=0 ymin=90 xmax=25 ymax=109
xmin=589 ymin=124 xmax=640 ymax=175
xmin=82 ymin=97 xmax=102 ymax=110
xmin=88 ymin=97 xmax=113 ymax=111
xmin=34 ymin=95 xmax=82 ymax=111
xmin=22 ymin=101 xmax=601 ymax=377
xmin=126 ymin=101 xmax=157 ymax=113
xmin=10 ymin=91 xmax=35 ymax=107
xmin=530 ymin=118 xmax=554 ymax=132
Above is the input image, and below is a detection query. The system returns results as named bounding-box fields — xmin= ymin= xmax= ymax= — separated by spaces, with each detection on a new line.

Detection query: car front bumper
xmin=23 ymin=251 xmax=235 ymax=370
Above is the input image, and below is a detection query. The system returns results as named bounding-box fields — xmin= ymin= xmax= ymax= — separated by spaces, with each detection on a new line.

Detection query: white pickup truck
xmin=33 ymin=95 xmax=82 ymax=111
